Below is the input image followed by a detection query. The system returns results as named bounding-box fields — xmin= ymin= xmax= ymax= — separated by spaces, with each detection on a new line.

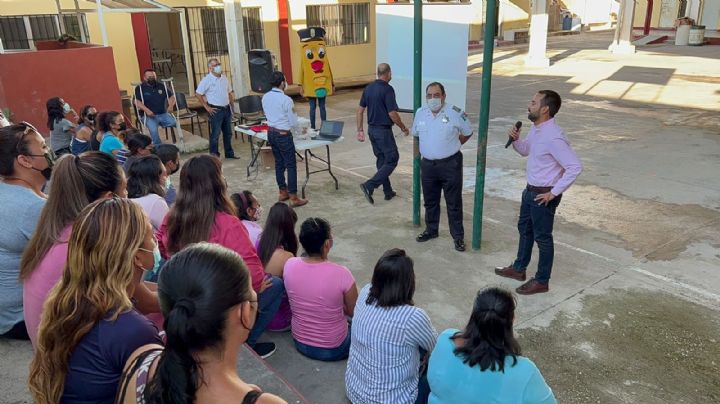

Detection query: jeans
xmin=421 ymin=152 xmax=464 ymax=240
xmin=365 ymin=126 xmax=399 ymax=196
xmin=208 ymin=106 xmax=235 ymax=157
xmin=294 ymin=331 xmax=351 ymax=361
xmin=308 ymin=97 xmax=326 ymax=129
xmin=143 ymin=112 xmax=176 ymax=145
xmin=267 ymin=131 xmax=298 ymax=194
xmin=247 ymin=275 xmax=285 ymax=347
xmin=512 ymin=189 xmax=563 ymax=284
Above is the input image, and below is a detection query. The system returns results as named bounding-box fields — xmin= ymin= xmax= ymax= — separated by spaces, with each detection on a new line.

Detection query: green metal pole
xmin=412 ymin=0 xmax=422 ymax=226
xmin=472 ymin=0 xmax=498 ymax=250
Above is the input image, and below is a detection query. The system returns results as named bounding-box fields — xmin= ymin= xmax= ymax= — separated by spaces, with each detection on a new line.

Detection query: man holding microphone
xmin=495 ymin=90 xmax=582 ymax=295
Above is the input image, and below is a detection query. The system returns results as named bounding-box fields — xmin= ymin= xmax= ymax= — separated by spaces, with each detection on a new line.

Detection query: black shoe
xmin=360 ymin=183 xmax=374 ymax=205
xmin=225 ymin=155 xmax=240 ymax=160
xmin=384 ymin=191 xmax=397 ymax=201
xmin=251 ymin=342 xmax=276 ymax=359
xmin=454 ymin=239 xmax=466 ymax=252
xmin=416 ymin=231 xmax=439 ymax=242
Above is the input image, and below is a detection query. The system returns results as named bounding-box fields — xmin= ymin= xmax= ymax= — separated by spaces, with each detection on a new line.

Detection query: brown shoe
xmin=516 ymin=279 xmax=549 ymax=295
xmin=278 ymin=189 xmax=290 ymax=202
xmin=494 ymin=266 xmax=526 ymax=281
xmin=289 ymin=194 xmax=308 ymax=207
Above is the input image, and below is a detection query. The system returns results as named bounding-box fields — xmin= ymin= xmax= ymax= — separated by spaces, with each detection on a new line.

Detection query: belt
xmin=208 ymin=103 xmax=229 ymax=109
xmin=526 ymin=184 xmax=553 ymax=194
xmin=268 ymin=127 xmax=291 ymax=135
xmin=368 ymin=124 xmax=392 ymax=128
xmin=422 ymin=151 xmax=461 ymax=163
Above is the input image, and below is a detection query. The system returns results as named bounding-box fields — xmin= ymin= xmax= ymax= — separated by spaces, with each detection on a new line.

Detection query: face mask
xmin=139 ymin=245 xmax=162 ymax=278
xmin=29 ymin=152 xmax=55 ymax=181
xmin=63 ymin=103 xmax=71 ymax=113
xmin=427 ymin=98 xmax=443 ymax=112
xmin=147 ymin=78 xmax=156 ymax=85
xmin=213 ymin=65 xmax=222 ymax=74
xmin=253 ymin=205 xmax=263 ymax=221
xmin=118 ymin=122 xmax=127 ymax=131
xmin=86 ymin=114 xmax=96 ymax=123
xmin=165 ymin=177 xmax=172 ymax=191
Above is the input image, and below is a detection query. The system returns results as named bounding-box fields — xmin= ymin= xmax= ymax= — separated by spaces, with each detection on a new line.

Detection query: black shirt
xmin=359 ymin=79 xmax=399 ymax=127
xmin=135 ymin=82 xmax=173 ymax=116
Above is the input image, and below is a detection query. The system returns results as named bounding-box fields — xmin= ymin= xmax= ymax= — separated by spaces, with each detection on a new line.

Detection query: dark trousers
xmin=247 ymin=275 xmax=284 ymax=347
xmin=421 ymin=152 xmax=464 ymax=240
xmin=0 ymin=321 xmax=29 ymax=340
xmin=308 ymin=96 xmax=326 ymax=129
xmin=268 ymin=130 xmax=298 ymax=194
xmin=512 ymin=189 xmax=562 ymax=284
xmin=208 ymin=105 xmax=235 ymax=157
xmin=365 ymin=126 xmax=398 ymax=196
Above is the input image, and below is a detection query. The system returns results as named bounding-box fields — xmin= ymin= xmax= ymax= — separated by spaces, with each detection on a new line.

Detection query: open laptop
xmin=316 ymin=120 xmax=344 ymax=140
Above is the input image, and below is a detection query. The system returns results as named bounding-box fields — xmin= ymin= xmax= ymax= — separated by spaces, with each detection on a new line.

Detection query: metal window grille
xmin=28 ymin=15 xmax=59 ymax=42
xmin=306 ymin=3 xmax=370 ymax=46
xmin=0 ymin=14 xmax=89 ymax=50
xmin=0 ymin=16 xmax=29 ymax=50
xmin=243 ymin=7 xmax=265 ymax=50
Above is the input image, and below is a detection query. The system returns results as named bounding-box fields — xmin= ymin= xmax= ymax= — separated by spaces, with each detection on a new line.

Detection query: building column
xmin=224 ymin=0 xmax=250 ymax=97
xmin=685 ymin=0 xmax=702 ymax=22
xmin=526 ymin=0 xmax=550 ymax=68
xmin=608 ymin=0 xmax=636 ymax=54
xmin=130 ymin=14 xmax=152 ymax=76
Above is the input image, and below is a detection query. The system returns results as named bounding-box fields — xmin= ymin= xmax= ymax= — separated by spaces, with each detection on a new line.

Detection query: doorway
xmin=145 ymin=12 xmax=191 ymax=94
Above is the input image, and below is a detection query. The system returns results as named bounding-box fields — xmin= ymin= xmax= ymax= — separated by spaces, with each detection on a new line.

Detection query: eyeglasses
xmin=16 ymin=121 xmax=54 ymax=161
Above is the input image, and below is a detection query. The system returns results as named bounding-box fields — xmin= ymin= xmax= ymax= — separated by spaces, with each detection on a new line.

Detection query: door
xmin=659 ymin=0 xmax=679 ymax=27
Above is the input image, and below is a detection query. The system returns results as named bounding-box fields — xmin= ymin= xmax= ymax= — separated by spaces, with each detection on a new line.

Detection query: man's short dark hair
xmin=538 ymin=90 xmax=561 ymax=117
xmin=143 ymin=68 xmax=156 ymax=75
xmin=299 ymin=217 xmax=331 ymax=256
xmin=426 ymin=82 xmax=445 ymax=95
xmin=270 ymin=71 xmax=286 ymax=88
xmin=154 ymin=144 xmax=180 ymax=164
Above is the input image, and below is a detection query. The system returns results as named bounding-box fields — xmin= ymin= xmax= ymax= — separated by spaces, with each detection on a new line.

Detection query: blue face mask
xmin=139 ymin=245 xmax=163 ymax=281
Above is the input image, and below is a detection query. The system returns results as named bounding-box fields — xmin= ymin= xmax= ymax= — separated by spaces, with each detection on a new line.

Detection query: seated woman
xmin=98 ymin=111 xmax=129 ymax=165
xmin=284 ymin=217 xmax=358 ymax=361
xmin=123 ymin=131 xmax=153 ymax=173
xmin=427 ymin=287 xmax=557 ymax=404
xmin=127 ymin=154 xmax=169 ymax=230
xmin=20 ymin=152 xmax=146 ymax=346
xmin=71 ymin=105 xmax=97 ymax=156
xmin=157 ymin=155 xmax=283 ymax=359
xmin=116 ymin=243 xmax=287 ymax=404
xmin=345 ymin=248 xmax=437 ymax=404
xmin=28 ymin=198 xmax=163 ymax=404
xmin=46 ymin=96 xmax=77 ymax=157
xmin=231 ymin=190 xmax=263 ymax=249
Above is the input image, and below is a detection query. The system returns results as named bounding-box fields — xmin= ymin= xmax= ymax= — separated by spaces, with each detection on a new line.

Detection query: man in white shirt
xmin=261 ymin=71 xmax=308 ymax=207
xmin=195 ymin=58 xmax=238 ymax=159
xmin=411 ymin=82 xmax=473 ymax=252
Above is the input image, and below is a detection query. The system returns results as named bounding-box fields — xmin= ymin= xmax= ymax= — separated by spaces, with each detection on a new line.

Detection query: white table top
xmin=235 ymin=126 xmax=344 ymax=151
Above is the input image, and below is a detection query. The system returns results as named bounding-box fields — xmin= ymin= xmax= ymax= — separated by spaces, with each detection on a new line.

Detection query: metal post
xmin=471 ymin=0 xmax=498 ymax=251
xmin=412 ymin=0 xmax=422 ymax=226
xmin=643 ymin=0 xmax=653 ymax=35
xmin=96 ymin=0 xmax=109 ymax=46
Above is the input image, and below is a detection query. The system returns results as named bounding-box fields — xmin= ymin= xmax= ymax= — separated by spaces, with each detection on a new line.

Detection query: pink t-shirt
xmin=242 ymin=220 xmax=263 ymax=251
xmin=283 ymin=257 xmax=355 ymax=348
xmin=131 ymin=194 xmax=169 ymax=230
xmin=23 ymin=226 xmax=72 ymax=347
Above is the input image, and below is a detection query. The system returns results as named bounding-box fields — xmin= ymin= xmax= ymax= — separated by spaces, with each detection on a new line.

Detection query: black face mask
xmin=29 ymin=152 xmax=55 ymax=181
xmin=118 ymin=122 xmax=127 ymax=131
xmin=147 ymin=78 xmax=157 ymax=85
xmin=86 ymin=114 xmax=96 ymax=123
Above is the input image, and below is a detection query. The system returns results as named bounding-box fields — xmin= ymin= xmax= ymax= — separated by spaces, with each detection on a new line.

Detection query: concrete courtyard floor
xmin=2 ymin=31 xmax=719 ymax=403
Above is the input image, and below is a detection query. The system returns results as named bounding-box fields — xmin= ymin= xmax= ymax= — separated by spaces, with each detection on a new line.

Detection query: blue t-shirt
xmin=135 ymin=82 xmax=173 ymax=116
xmin=61 ymin=310 xmax=162 ymax=403
xmin=359 ymin=79 xmax=399 ymax=127
xmin=99 ymin=132 xmax=124 ymax=156
xmin=427 ymin=329 xmax=556 ymax=404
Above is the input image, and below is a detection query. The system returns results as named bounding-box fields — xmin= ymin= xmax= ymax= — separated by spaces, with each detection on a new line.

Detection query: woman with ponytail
xmin=426 ymin=287 xmax=556 ymax=404
xmin=117 ymin=243 xmax=286 ymax=404
xmin=28 ymin=198 xmax=162 ymax=404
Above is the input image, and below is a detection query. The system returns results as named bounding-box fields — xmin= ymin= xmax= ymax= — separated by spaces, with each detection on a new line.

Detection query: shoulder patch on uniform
xmin=452 ymin=105 xmax=462 ymax=113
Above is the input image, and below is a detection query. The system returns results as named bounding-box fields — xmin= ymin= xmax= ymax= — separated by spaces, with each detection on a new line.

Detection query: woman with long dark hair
xmin=345 ymin=248 xmax=436 ymax=404
xmin=116 ymin=243 xmax=287 ymax=404
xmin=231 ymin=190 xmax=263 ymax=248
xmin=157 ymin=155 xmax=283 ymax=358
xmin=257 ymin=202 xmax=298 ymax=277
xmin=98 ymin=111 xmax=129 ymax=164
xmin=46 ymin=96 xmax=77 ymax=156
xmin=427 ymin=287 xmax=556 ymax=403
xmin=71 ymin=104 xmax=97 ymax=155
xmin=123 ymin=132 xmax=153 ymax=172
xmin=127 ymin=154 xmax=168 ymax=230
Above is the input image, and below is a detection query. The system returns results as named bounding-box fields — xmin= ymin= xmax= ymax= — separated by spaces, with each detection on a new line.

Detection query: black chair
xmin=235 ymin=95 xmax=266 ymax=125
xmin=176 ymin=92 xmax=202 ymax=137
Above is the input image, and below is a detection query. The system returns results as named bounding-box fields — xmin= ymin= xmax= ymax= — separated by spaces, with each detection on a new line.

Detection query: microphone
xmin=505 ymin=121 xmax=522 ymax=148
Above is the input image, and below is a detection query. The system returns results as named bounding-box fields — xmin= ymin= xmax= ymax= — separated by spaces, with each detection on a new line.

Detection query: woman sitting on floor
xmin=127 ymin=154 xmax=169 ymax=230
xmin=231 ymin=190 xmax=263 ymax=249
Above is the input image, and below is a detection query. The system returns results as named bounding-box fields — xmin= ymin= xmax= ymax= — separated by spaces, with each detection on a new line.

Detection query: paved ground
xmin=2 ymin=31 xmax=719 ymax=403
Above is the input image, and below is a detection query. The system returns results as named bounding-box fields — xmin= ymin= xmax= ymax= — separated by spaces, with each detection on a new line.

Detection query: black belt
xmin=368 ymin=124 xmax=392 ymax=129
xmin=526 ymin=184 xmax=553 ymax=194
xmin=268 ymin=127 xmax=291 ymax=135
xmin=422 ymin=151 xmax=461 ymax=163
xmin=208 ymin=104 xmax=229 ymax=109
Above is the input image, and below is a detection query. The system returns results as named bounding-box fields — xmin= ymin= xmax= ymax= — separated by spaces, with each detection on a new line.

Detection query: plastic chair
xmin=235 ymin=95 xmax=266 ymax=125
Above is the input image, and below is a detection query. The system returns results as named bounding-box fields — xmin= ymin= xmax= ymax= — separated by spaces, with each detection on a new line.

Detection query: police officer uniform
xmin=412 ymin=103 xmax=473 ymax=250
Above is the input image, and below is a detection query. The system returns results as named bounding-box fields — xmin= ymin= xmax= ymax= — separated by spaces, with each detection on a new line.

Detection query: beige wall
xmin=0 ymin=0 xmax=62 ymax=15
xmin=85 ymin=12 xmax=139 ymax=94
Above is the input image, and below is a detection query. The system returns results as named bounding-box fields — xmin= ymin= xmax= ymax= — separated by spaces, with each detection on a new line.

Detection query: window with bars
xmin=0 ymin=14 xmax=88 ymax=50
xmin=306 ymin=3 xmax=370 ymax=46
xmin=243 ymin=7 xmax=265 ymax=50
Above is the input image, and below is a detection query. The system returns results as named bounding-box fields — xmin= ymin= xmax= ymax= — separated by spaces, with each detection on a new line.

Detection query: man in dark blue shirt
xmin=356 ymin=63 xmax=409 ymax=204
xmin=134 ymin=68 xmax=177 ymax=145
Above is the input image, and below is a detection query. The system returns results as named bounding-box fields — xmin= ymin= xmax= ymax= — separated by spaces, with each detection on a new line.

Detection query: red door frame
xmin=277 ymin=0 xmax=293 ymax=83
xmin=131 ymin=13 xmax=153 ymax=76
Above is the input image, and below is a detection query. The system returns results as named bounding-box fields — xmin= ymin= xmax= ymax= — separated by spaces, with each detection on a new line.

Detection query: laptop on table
xmin=316 ymin=120 xmax=344 ymax=140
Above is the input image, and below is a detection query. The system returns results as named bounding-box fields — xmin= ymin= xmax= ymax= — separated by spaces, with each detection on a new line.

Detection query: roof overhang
xmin=61 ymin=0 xmax=176 ymax=13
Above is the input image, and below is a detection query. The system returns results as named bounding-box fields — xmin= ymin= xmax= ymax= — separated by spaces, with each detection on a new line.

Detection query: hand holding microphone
xmin=505 ymin=121 xmax=522 ymax=148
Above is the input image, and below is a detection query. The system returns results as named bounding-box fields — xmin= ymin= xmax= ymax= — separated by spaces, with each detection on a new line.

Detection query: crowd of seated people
xmin=0 ymin=109 xmax=557 ymax=403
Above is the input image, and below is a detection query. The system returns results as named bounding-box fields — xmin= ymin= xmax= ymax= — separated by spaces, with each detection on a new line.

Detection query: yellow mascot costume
xmin=298 ymin=27 xmax=333 ymax=129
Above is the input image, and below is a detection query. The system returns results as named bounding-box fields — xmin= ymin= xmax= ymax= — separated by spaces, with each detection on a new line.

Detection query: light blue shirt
xmin=428 ymin=329 xmax=557 ymax=404
xmin=196 ymin=73 xmax=232 ymax=106
xmin=262 ymin=88 xmax=298 ymax=130
xmin=345 ymin=284 xmax=437 ymax=404
xmin=411 ymin=103 xmax=473 ymax=160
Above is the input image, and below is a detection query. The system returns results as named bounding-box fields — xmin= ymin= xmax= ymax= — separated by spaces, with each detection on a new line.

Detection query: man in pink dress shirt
xmin=495 ymin=90 xmax=582 ymax=295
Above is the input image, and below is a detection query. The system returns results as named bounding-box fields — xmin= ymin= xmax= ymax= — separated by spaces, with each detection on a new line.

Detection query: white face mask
xmin=213 ymin=65 xmax=222 ymax=74
xmin=427 ymin=98 xmax=443 ymax=112
xmin=63 ymin=103 xmax=71 ymax=113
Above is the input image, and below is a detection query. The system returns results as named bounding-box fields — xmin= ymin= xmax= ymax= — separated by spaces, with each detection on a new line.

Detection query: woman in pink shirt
xmin=231 ymin=190 xmax=263 ymax=249
xmin=21 ymin=152 xmax=159 ymax=346
xmin=284 ymin=217 xmax=359 ymax=361
xmin=156 ymin=155 xmax=282 ymax=359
